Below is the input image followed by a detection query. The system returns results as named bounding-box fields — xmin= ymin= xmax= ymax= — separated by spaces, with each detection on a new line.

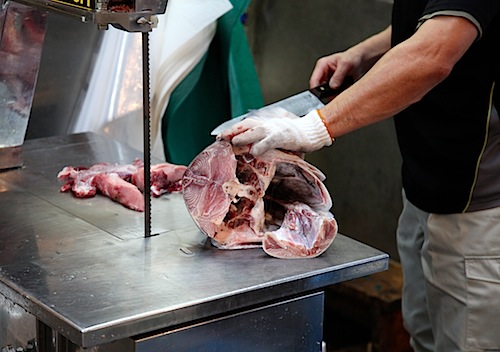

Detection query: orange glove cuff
xmin=316 ymin=109 xmax=335 ymax=143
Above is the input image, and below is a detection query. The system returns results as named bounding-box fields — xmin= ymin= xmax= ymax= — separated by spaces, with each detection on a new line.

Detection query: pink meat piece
xmin=57 ymin=161 xmax=141 ymax=198
xmin=262 ymin=203 xmax=338 ymax=259
xmin=93 ymin=173 xmax=144 ymax=212
xmin=132 ymin=163 xmax=187 ymax=197
xmin=182 ymin=142 xmax=255 ymax=246
xmin=57 ymin=159 xmax=186 ymax=211
xmin=182 ymin=141 xmax=338 ymax=258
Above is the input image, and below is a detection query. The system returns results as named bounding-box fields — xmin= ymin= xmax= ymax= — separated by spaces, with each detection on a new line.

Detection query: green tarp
xmin=162 ymin=0 xmax=264 ymax=165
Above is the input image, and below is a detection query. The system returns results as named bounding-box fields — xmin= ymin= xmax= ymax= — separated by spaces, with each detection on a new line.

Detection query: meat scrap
xmin=57 ymin=160 xmax=143 ymax=198
xmin=132 ymin=163 xmax=186 ymax=196
xmin=57 ymin=159 xmax=187 ymax=211
xmin=93 ymin=173 xmax=144 ymax=212
xmin=182 ymin=141 xmax=338 ymax=259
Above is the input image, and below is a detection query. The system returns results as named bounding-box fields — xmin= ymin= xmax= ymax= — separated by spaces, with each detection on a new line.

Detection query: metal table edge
xmin=75 ymin=252 xmax=390 ymax=347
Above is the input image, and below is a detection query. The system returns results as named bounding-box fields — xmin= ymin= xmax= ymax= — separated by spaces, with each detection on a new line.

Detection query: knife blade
xmin=210 ymin=78 xmax=353 ymax=136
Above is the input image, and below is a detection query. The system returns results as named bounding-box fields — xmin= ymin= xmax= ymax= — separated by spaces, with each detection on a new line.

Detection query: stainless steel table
xmin=0 ymin=133 xmax=388 ymax=351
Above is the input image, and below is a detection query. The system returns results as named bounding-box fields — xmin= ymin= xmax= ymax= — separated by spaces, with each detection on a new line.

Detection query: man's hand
xmin=218 ymin=108 xmax=333 ymax=155
xmin=310 ymin=26 xmax=392 ymax=89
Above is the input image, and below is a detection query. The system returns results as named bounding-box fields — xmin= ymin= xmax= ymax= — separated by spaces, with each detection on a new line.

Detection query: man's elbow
xmin=429 ymin=59 xmax=454 ymax=83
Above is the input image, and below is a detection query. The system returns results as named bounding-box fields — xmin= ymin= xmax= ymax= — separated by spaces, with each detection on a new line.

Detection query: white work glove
xmin=218 ymin=108 xmax=334 ymax=155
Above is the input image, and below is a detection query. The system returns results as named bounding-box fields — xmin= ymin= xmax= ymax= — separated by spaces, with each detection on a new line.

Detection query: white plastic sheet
xmin=73 ymin=0 xmax=233 ymax=160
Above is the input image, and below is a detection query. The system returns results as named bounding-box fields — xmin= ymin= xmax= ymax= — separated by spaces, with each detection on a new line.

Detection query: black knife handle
xmin=309 ymin=76 xmax=354 ymax=104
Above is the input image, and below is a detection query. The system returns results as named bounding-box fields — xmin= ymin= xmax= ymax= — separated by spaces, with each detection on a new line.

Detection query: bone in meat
xmin=182 ymin=140 xmax=338 ymax=258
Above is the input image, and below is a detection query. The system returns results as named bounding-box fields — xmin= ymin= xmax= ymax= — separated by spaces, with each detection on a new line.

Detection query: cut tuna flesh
xmin=132 ymin=163 xmax=187 ymax=196
xmin=262 ymin=203 xmax=338 ymax=259
xmin=93 ymin=173 xmax=145 ymax=211
xmin=57 ymin=160 xmax=142 ymax=198
xmin=57 ymin=159 xmax=186 ymax=211
xmin=182 ymin=140 xmax=338 ymax=258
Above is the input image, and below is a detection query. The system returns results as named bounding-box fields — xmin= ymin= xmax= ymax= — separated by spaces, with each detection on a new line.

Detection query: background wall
xmin=246 ymin=0 xmax=402 ymax=260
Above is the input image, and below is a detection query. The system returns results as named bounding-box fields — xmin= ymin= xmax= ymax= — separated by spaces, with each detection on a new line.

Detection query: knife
xmin=210 ymin=77 xmax=353 ymax=136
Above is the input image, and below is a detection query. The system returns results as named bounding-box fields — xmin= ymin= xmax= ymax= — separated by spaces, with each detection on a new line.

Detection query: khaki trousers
xmin=397 ymin=192 xmax=500 ymax=352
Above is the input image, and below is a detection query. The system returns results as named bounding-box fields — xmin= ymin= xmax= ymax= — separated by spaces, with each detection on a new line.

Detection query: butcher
xmin=219 ymin=1 xmax=500 ymax=351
